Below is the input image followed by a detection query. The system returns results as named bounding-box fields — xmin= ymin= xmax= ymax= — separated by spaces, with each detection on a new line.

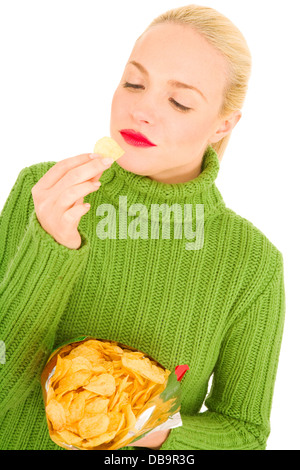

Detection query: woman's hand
xmin=132 ymin=429 xmax=171 ymax=450
xmin=31 ymin=153 xmax=114 ymax=249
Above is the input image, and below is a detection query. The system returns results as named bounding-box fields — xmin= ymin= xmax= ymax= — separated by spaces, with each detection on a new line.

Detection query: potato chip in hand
xmin=93 ymin=137 xmax=125 ymax=161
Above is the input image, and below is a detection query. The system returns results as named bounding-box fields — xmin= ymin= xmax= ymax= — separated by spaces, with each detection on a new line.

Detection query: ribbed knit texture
xmin=0 ymin=146 xmax=285 ymax=450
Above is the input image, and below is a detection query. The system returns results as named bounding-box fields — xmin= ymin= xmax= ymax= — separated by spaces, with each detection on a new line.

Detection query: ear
xmin=209 ymin=110 xmax=242 ymax=144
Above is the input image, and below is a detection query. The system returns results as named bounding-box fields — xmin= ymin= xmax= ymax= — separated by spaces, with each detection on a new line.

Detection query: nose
xmin=131 ymin=108 xmax=151 ymax=125
xmin=130 ymin=95 xmax=156 ymax=125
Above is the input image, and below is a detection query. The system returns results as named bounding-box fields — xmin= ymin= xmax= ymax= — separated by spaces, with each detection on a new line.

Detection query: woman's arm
xmin=0 ymin=164 xmax=90 ymax=417
xmin=159 ymin=253 xmax=285 ymax=450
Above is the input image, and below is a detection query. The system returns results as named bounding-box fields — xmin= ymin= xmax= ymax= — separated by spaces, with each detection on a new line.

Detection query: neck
xmin=99 ymin=145 xmax=226 ymax=224
xmin=147 ymin=148 xmax=207 ymax=184
xmin=148 ymin=158 xmax=203 ymax=184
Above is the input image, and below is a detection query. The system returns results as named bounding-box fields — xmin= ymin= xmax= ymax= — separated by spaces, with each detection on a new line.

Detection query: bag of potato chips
xmin=41 ymin=336 xmax=188 ymax=450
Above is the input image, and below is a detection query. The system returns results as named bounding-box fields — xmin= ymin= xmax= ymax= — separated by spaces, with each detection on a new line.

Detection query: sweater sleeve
xmin=160 ymin=252 xmax=286 ymax=450
xmin=0 ymin=165 xmax=90 ymax=416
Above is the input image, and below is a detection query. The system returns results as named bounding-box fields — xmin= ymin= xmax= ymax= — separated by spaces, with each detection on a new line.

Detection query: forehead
xmin=128 ymin=23 xmax=229 ymax=100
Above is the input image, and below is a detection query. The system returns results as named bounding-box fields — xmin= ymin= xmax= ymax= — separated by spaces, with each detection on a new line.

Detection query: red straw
xmin=175 ymin=364 xmax=189 ymax=382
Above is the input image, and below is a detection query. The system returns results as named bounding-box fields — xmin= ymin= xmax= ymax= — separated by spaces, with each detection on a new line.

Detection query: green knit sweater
xmin=0 ymin=146 xmax=285 ymax=450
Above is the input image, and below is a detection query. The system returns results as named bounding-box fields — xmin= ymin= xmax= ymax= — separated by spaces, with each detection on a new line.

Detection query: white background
xmin=0 ymin=0 xmax=299 ymax=450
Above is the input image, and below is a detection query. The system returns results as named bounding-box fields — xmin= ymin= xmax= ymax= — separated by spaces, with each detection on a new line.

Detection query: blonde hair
xmin=137 ymin=4 xmax=252 ymax=161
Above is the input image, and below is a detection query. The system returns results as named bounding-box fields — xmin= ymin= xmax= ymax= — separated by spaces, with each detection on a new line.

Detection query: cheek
xmin=165 ymin=113 xmax=213 ymax=162
xmin=111 ymin=88 xmax=127 ymax=121
xmin=168 ymin=117 xmax=204 ymax=150
xmin=180 ymin=111 xmax=216 ymax=143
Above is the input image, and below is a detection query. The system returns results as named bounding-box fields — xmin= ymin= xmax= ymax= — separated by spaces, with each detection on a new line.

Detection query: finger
xmin=73 ymin=197 xmax=84 ymax=206
xmin=51 ymin=157 xmax=112 ymax=194
xmin=89 ymin=172 xmax=103 ymax=183
xmin=55 ymin=181 xmax=101 ymax=212
xmin=62 ymin=201 xmax=91 ymax=228
xmin=34 ymin=153 xmax=93 ymax=191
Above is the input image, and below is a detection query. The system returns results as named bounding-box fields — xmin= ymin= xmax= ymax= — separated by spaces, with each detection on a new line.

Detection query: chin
xmin=116 ymin=153 xmax=154 ymax=177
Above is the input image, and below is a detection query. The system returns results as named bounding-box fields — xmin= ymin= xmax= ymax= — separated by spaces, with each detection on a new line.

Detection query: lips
xmin=119 ymin=129 xmax=157 ymax=147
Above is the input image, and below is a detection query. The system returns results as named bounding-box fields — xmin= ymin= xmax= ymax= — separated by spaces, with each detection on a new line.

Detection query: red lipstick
xmin=119 ymin=129 xmax=157 ymax=147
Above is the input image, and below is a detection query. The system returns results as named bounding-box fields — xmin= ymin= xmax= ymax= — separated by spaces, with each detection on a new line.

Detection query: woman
xmin=0 ymin=5 xmax=285 ymax=450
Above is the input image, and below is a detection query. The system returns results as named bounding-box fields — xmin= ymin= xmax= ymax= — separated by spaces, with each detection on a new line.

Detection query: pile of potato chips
xmin=41 ymin=337 xmax=181 ymax=450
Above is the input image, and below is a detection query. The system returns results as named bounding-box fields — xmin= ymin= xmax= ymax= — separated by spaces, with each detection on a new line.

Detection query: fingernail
xmin=102 ymin=157 xmax=114 ymax=166
xmin=89 ymin=153 xmax=101 ymax=159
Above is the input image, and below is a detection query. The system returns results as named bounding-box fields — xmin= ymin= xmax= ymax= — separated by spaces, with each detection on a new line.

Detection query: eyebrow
xmin=127 ymin=60 xmax=208 ymax=102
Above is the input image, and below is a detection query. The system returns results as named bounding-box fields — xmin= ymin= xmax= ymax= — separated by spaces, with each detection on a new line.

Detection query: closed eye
xmin=122 ymin=82 xmax=192 ymax=113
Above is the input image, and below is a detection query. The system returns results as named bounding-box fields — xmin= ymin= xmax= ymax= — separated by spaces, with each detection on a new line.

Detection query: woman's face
xmin=110 ymin=22 xmax=241 ymax=183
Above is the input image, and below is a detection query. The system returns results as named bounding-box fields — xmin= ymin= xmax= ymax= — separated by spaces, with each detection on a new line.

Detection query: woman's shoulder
xmin=219 ymin=206 xmax=282 ymax=258
xmin=213 ymin=206 xmax=284 ymax=296
xmin=21 ymin=160 xmax=57 ymax=184
xmin=1 ymin=161 xmax=58 ymax=214
xmin=212 ymin=207 xmax=284 ymax=307
xmin=11 ymin=161 xmax=57 ymax=193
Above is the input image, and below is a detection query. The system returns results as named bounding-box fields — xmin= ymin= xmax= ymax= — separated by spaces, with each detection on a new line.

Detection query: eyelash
xmin=122 ymin=81 xmax=191 ymax=113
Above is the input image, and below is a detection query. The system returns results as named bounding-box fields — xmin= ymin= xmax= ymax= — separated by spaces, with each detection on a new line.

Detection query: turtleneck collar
xmin=99 ymin=145 xmax=226 ymax=223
